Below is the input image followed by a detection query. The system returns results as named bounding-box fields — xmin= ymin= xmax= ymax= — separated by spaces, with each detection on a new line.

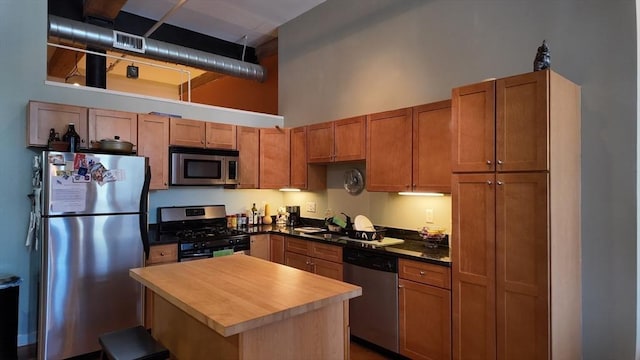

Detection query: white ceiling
xmin=121 ymin=0 xmax=326 ymax=47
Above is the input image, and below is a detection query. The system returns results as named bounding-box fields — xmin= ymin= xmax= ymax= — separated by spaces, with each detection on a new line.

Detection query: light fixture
xmin=64 ymin=53 xmax=85 ymax=86
xmin=397 ymin=192 xmax=445 ymax=196
xmin=279 ymin=187 xmax=301 ymax=192
xmin=126 ymin=63 xmax=139 ymax=79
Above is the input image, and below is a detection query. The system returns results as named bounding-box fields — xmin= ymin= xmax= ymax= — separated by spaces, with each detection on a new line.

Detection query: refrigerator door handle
xmin=139 ymin=163 xmax=151 ymax=260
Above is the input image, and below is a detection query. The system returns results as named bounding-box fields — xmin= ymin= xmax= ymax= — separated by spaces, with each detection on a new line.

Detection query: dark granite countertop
xmin=147 ymin=221 xmax=451 ymax=267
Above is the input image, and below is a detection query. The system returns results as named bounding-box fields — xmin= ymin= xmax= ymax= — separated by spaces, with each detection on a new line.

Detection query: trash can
xmin=0 ymin=274 xmax=22 ymax=360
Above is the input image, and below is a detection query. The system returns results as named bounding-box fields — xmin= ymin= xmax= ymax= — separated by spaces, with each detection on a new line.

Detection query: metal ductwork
xmin=48 ymin=15 xmax=266 ymax=82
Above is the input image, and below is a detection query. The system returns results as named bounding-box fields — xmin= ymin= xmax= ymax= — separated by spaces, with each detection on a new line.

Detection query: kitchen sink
xmin=307 ymin=230 xmax=348 ymax=241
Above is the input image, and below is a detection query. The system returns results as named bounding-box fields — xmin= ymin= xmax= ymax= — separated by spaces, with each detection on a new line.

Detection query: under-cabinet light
xmin=279 ymin=187 xmax=301 ymax=192
xmin=397 ymin=192 xmax=444 ymax=196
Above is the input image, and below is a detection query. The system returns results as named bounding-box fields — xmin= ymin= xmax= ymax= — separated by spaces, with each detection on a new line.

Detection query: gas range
xmin=157 ymin=205 xmax=250 ymax=262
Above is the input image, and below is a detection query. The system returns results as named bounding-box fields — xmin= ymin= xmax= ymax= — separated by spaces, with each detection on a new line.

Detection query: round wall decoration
xmin=343 ymin=168 xmax=364 ymax=195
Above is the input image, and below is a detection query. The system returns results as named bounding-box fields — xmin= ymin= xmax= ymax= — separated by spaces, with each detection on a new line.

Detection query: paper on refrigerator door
xmin=51 ymin=175 xmax=86 ymax=212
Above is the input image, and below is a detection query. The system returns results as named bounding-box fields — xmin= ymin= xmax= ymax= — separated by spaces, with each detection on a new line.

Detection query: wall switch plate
xmin=306 ymin=202 xmax=317 ymax=213
xmin=426 ymin=208 xmax=434 ymax=223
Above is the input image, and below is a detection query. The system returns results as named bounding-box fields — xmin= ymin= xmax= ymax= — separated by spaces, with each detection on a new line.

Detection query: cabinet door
xmin=496 ymin=172 xmax=549 ymax=360
xmin=412 ymin=100 xmax=452 ymax=193
xmin=270 ymin=234 xmax=285 ymax=264
xmin=145 ymin=244 xmax=177 ymax=329
xmin=285 ymin=237 xmax=310 ymax=256
xmin=334 ymin=115 xmax=366 ymax=162
xmin=285 ymin=251 xmax=311 ymax=272
xmin=307 ymin=122 xmax=334 ymax=163
xmin=205 ymin=122 xmax=236 ymax=149
xmin=290 ymin=126 xmax=308 ymax=188
xmin=169 ymin=118 xmax=205 ymax=147
xmin=399 ymin=279 xmax=451 ymax=360
xmin=366 ymin=108 xmax=413 ymax=192
xmin=312 ymin=258 xmax=343 ymax=281
xmin=452 ymin=173 xmax=496 ymax=360
xmin=259 ymin=127 xmax=290 ymax=189
xmin=452 ymin=81 xmax=495 ymax=173
xmin=310 ymin=242 xmax=342 ymax=263
xmin=496 ymin=71 xmax=549 ymax=172
xmin=88 ymin=108 xmax=138 ymax=150
xmin=138 ymin=114 xmax=169 ymax=190
xmin=27 ymin=101 xmax=88 ymax=148
xmin=236 ymin=126 xmax=259 ymax=189
xmin=250 ymin=234 xmax=270 ymax=261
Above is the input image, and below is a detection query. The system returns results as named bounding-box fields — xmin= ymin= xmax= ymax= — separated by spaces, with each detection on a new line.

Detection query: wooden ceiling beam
xmin=83 ymin=0 xmax=128 ymax=20
xmin=48 ymin=46 xmax=83 ymax=78
xmin=180 ymin=72 xmax=225 ymax=92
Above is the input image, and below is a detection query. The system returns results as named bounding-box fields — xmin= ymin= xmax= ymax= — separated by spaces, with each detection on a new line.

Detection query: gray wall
xmin=279 ymin=0 xmax=637 ymax=358
xmin=0 ymin=0 xmax=283 ymax=345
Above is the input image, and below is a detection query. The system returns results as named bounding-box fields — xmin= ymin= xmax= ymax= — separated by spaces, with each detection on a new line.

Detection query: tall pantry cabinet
xmin=451 ymin=70 xmax=581 ymax=360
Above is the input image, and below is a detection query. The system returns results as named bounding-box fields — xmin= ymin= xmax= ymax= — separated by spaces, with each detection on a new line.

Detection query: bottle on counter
xmin=62 ymin=123 xmax=81 ymax=152
xmin=251 ymin=203 xmax=258 ymax=226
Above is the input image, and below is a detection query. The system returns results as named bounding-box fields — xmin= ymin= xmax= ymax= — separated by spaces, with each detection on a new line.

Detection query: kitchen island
xmin=130 ymin=254 xmax=362 ymax=359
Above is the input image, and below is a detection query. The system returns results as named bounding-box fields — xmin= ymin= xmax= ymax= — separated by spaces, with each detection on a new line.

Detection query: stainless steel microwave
xmin=170 ymin=147 xmax=239 ymax=186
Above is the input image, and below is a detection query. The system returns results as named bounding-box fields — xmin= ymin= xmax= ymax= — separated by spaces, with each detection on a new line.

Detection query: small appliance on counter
xmin=286 ymin=205 xmax=300 ymax=226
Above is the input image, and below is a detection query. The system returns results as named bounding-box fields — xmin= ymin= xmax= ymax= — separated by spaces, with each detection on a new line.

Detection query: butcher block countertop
xmin=130 ymin=254 xmax=362 ymax=337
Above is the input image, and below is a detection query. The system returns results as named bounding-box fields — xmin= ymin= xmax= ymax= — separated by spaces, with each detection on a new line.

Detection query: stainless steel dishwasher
xmin=343 ymin=247 xmax=399 ymax=353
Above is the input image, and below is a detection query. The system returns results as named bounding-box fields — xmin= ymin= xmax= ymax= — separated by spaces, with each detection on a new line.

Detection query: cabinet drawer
xmin=285 ymin=237 xmax=310 ymax=255
xmin=147 ymin=244 xmax=178 ymax=265
xmin=399 ymin=259 xmax=451 ymax=289
xmin=310 ymin=242 xmax=342 ymax=263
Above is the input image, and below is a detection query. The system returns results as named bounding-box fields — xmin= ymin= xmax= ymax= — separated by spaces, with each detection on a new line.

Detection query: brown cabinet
xmin=412 ymin=100 xmax=452 ymax=193
xmin=145 ymin=243 xmax=178 ymax=329
xmin=259 ymin=127 xmax=290 ymax=189
xmin=27 ymin=101 xmax=88 ymax=148
xmin=451 ymin=70 xmax=581 ymax=360
xmin=138 ymin=114 xmax=169 ymax=190
xmin=307 ymin=116 xmax=366 ymax=163
xmin=399 ymin=259 xmax=451 ymax=360
xmin=367 ymin=102 xmax=451 ymax=193
xmin=291 ymin=126 xmax=326 ymax=190
xmin=88 ymin=108 xmax=138 ymax=151
xmin=236 ymin=126 xmax=260 ymax=189
xmin=284 ymin=237 xmax=343 ymax=281
xmin=205 ymin=122 xmax=237 ymax=149
xmin=366 ymin=108 xmax=413 ymax=192
xmin=270 ymin=234 xmax=285 ymax=264
xmin=250 ymin=234 xmax=270 ymax=260
xmin=170 ymin=118 xmax=237 ymax=149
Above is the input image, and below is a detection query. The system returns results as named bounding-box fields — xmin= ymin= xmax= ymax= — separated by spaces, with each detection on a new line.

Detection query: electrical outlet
xmin=306 ymin=202 xmax=317 ymax=213
xmin=426 ymin=208 xmax=434 ymax=223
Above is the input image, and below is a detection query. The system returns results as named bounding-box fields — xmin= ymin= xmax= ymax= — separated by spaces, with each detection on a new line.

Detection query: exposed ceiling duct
xmin=48 ymin=15 xmax=266 ymax=82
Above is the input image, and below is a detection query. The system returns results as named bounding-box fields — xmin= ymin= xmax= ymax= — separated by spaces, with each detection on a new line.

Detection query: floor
xmin=20 ymin=341 xmax=393 ymax=360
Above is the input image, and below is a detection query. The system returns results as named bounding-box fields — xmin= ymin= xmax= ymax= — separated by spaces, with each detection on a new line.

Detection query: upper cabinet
xmin=452 ymin=70 xmax=549 ymax=173
xmin=259 ymin=127 xmax=290 ymax=189
xmin=412 ymin=100 xmax=452 ymax=193
xmin=27 ymin=101 xmax=88 ymax=148
xmin=290 ymin=126 xmax=326 ymax=190
xmin=236 ymin=126 xmax=260 ymax=189
xmin=367 ymin=102 xmax=452 ymax=193
xmin=88 ymin=108 xmax=138 ymax=151
xmin=307 ymin=116 xmax=366 ymax=163
xmin=138 ymin=114 xmax=170 ymax=190
xmin=366 ymin=108 xmax=413 ymax=192
xmin=170 ymin=118 xmax=237 ymax=149
xmin=205 ymin=122 xmax=236 ymax=149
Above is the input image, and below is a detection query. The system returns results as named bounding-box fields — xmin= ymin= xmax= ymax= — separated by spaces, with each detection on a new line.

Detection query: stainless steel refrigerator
xmin=37 ymin=151 xmax=150 ymax=360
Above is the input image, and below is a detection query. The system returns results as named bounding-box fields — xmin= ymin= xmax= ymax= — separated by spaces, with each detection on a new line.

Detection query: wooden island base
xmin=153 ymin=294 xmax=348 ymax=359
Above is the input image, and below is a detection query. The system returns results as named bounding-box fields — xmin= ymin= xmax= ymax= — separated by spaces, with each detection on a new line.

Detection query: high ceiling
xmin=47 ymin=0 xmax=325 ymax=88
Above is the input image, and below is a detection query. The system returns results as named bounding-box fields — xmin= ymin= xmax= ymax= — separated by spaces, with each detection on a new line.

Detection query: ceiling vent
xmin=48 ymin=15 xmax=266 ymax=82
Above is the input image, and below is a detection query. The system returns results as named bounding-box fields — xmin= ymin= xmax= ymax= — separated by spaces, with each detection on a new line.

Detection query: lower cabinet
xmin=398 ymin=259 xmax=452 ymax=360
xmin=249 ymin=234 xmax=270 ymax=260
xmin=270 ymin=234 xmax=285 ymax=264
xmin=145 ymin=243 xmax=178 ymax=329
xmin=284 ymin=237 xmax=343 ymax=281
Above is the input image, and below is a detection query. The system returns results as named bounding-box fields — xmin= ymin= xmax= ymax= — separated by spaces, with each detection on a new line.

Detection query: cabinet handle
xmin=201 ymin=140 xmax=205 ymax=144
xmin=486 ymin=160 xmax=492 ymax=165
xmin=160 ymin=252 xmax=165 ymax=256
xmin=398 ymin=284 xmax=404 ymax=288
xmin=487 ymin=180 xmax=493 ymax=185
xmin=412 ymin=184 xmax=416 ymax=188
xmin=497 ymin=160 xmax=503 ymax=165
xmin=497 ymin=181 xmax=503 ymax=186
xmin=419 ymin=271 xmax=425 ymax=276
